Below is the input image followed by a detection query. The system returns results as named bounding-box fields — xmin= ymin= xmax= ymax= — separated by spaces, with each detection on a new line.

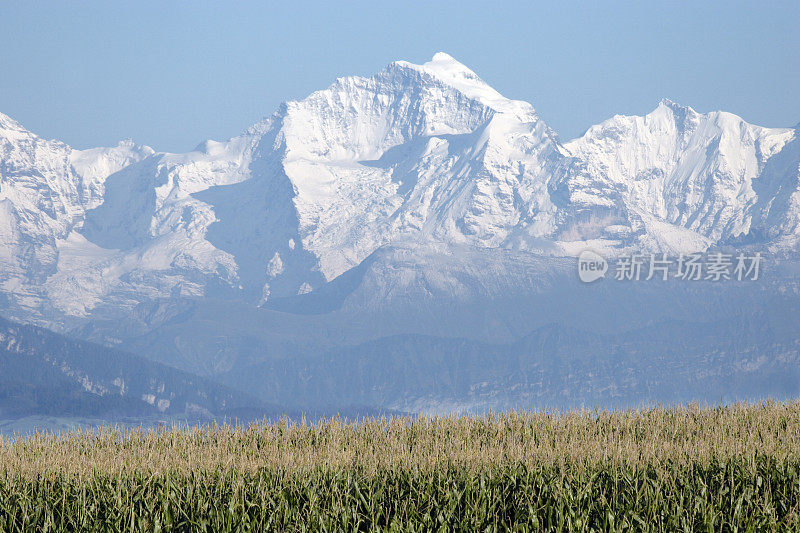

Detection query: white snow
xmin=266 ymin=252 xmax=284 ymax=278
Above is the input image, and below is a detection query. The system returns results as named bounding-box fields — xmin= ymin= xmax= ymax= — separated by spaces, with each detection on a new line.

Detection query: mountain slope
xmin=0 ymin=315 xmax=276 ymax=421
xmin=216 ymin=310 xmax=800 ymax=414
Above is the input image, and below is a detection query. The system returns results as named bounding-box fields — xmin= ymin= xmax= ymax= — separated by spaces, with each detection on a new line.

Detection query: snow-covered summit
xmin=0 ymin=111 xmax=25 ymax=133
xmin=392 ymin=52 xmax=536 ymax=119
xmin=560 ymin=99 xmax=798 ymax=253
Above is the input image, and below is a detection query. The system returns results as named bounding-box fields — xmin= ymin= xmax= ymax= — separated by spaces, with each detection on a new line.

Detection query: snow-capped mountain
xmin=558 ymin=99 xmax=800 ymax=254
xmin=71 ymin=52 xmax=568 ymax=310
xmin=0 ymin=111 xmax=153 ymax=314
xmin=2 ymin=52 xmax=798 ymax=325
xmin=1 ymin=53 xmax=800 ymax=414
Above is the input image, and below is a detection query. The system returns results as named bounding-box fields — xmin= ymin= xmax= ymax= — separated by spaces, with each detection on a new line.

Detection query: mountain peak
xmin=656 ymin=98 xmax=693 ymax=113
xmin=393 ymin=52 xmax=486 ymax=89
xmin=426 ymin=51 xmax=475 ymax=74
xmin=0 ymin=111 xmax=25 ymax=132
xmin=652 ymin=98 xmax=699 ymax=127
xmin=430 ymin=51 xmax=459 ymax=62
xmin=392 ymin=53 xmax=534 ymax=118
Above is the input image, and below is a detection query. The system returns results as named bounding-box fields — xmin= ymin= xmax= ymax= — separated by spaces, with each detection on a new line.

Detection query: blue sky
xmin=1 ymin=1 xmax=798 ymax=152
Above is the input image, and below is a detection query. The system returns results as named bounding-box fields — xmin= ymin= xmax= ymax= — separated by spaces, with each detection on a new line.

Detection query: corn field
xmin=1 ymin=402 xmax=799 ymax=531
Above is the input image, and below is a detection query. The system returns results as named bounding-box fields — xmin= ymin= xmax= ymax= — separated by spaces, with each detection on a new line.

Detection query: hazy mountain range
xmin=1 ymin=53 xmax=798 ymax=421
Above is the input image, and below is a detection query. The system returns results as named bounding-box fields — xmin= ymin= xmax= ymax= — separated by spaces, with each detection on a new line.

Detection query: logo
xmin=576 ymin=251 xmax=763 ymax=283
xmin=577 ymin=250 xmax=607 ymax=283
